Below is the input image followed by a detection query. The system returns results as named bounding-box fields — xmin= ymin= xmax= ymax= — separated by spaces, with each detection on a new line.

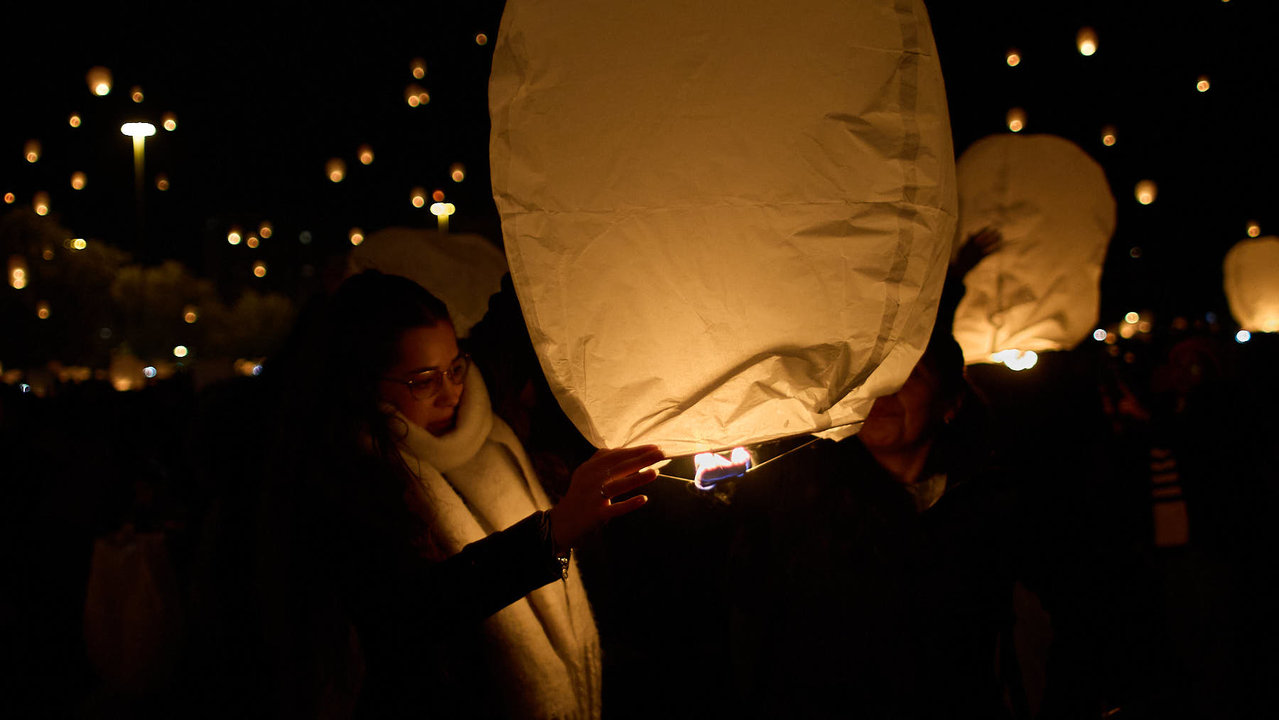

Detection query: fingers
xmin=597 ymin=445 xmax=665 ymax=481
xmin=601 ymin=467 xmax=658 ymax=500
xmin=600 ymin=494 xmax=648 ymax=521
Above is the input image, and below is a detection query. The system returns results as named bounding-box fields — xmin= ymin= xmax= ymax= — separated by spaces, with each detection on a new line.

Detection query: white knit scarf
xmin=390 ymin=365 xmax=601 ymax=719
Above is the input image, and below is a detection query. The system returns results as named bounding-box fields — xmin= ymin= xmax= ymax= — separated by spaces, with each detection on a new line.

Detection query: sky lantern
xmin=8 ymin=256 xmax=28 ymax=289
xmin=450 ymin=163 xmax=465 ymax=182
xmin=349 ymin=229 xmax=508 ymax=337
xmin=156 ymin=175 xmax=170 ymax=191
xmin=1246 ymin=221 xmax=1261 ymax=237
xmin=227 ymin=227 xmax=242 ymax=245
xmin=1005 ymin=49 xmax=1021 ymax=67
xmin=24 ymin=140 xmax=41 ymax=163
xmin=1223 ymin=236 xmax=1279 ymax=333
xmin=359 ymin=145 xmax=374 ymax=165
xmin=130 ymin=86 xmax=144 ymax=103
xmin=1006 ymin=108 xmax=1026 ymax=132
xmin=349 ymin=228 xmax=364 ymax=246
xmin=259 ymin=222 xmax=273 ymax=239
xmin=950 ymin=134 xmax=1115 ymax=368
xmin=326 ymin=158 xmax=346 ymax=183
xmin=3 ymin=193 xmax=13 ymax=204
xmin=411 ymin=58 xmax=427 ymax=79
xmin=1196 ymin=75 xmax=1210 ymax=92
xmin=71 ymin=172 xmax=87 ymax=190
xmin=1076 ymin=27 xmax=1098 ymax=56
xmin=252 ymin=261 xmax=267 ymax=278
xmin=162 ymin=113 xmax=177 ymax=131
xmin=1135 ymin=180 xmax=1157 ymax=205
xmin=405 ymin=84 xmax=429 ymax=107
xmin=1101 ymin=125 xmax=1117 ymax=146
xmin=36 ymin=301 xmax=50 ymax=320
xmin=69 ymin=113 xmax=82 ymax=128
xmin=183 ymin=305 xmax=198 ymax=324
xmin=86 ymin=66 xmax=112 ymax=96
xmin=411 ymin=187 xmax=428 ymax=208
xmin=490 ymin=0 xmax=956 ymax=454
xmin=33 ymin=192 xmax=50 ymax=216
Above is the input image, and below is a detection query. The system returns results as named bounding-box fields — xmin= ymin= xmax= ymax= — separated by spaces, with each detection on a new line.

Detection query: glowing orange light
xmin=227 ymin=227 xmax=243 ymax=245
xmin=411 ymin=58 xmax=426 ymax=79
xmin=991 ymin=349 xmax=1038 ymax=371
xmin=1125 ymin=311 xmax=1140 ymax=324
xmin=36 ymin=302 xmax=50 ymax=320
xmin=475 ymin=33 xmax=489 ymax=45
xmin=162 ymin=112 xmax=177 ymax=131
xmin=69 ymin=113 xmax=82 ymax=128
xmin=1006 ymin=107 xmax=1026 ymax=133
xmin=71 ymin=238 xmax=87 ymax=250
xmin=24 ymin=140 xmax=40 ymax=163
xmin=1247 ymin=222 xmax=1261 ymax=238
xmin=253 ymin=261 xmax=267 ymax=278
xmin=33 ymin=191 xmax=50 ymax=216
xmin=86 ymin=66 xmax=112 ymax=96
xmin=246 ymin=236 xmax=260 ymax=249
xmin=431 ymin=189 xmax=445 ymax=202
xmin=450 ymin=163 xmax=465 ymax=182
xmin=70 ymin=172 xmax=87 ymax=190
xmin=411 ymin=188 xmax=427 ymax=208
xmin=430 ymin=202 xmax=456 ymax=216
xmin=1005 ymin=49 xmax=1021 ymax=67
xmin=1077 ymin=27 xmax=1098 ymax=56
xmin=349 ymin=228 xmax=365 ymax=246
xmin=183 ymin=306 xmax=198 ymax=324
xmin=9 ymin=257 xmax=28 ymax=290
xmin=156 ymin=175 xmax=170 ymax=191
xmin=406 ymin=84 xmax=430 ymax=107
xmin=1101 ymin=125 xmax=1117 ymax=146
xmin=1135 ymin=180 xmax=1157 ymax=205
xmin=259 ymin=222 xmax=273 ymax=239
xmin=130 ymin=86 xmax=144 ymax=103
xmin=693 ymin=447 xmax=752 ymax=489
xmin=1196 ymin=76 xmax=1210 ymax=92
xmin=42 ymin=248 xmax=53 ymax=260
xmin=359 ymin=145 xmax=374 ymax=165
xmin=173 ymin=345 xmax=189 ymax=358
xmin=3 ymin=193 xmax=13 ymax=204
xmin=327 ymin=158 xmax=346 ymax=183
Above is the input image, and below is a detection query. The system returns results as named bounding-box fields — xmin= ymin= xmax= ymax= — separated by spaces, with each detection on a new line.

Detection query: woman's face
xmin=859 ymin=362 xmax=943 ymax=452
xmin=380 ymin=322 xmax=465 ymax=435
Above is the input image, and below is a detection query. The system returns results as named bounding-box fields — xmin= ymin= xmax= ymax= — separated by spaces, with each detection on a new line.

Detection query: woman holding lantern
xmin=251 ymin=270 xmax=661 ymax=718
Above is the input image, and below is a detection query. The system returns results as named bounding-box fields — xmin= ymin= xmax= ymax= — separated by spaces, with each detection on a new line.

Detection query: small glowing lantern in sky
xmin=490 ymin=0 xmax=956 ymax=453
xmin=450 ymin=163 xmax=465 ymax=182
xmin=3 ymin=193 xmax=13 ymax=204
xmin=259 ymin=222 xmax=273 ymax=239
xmin=71 ymin=172 xmax=87 ymax=190
xmin=33 ymin=192 xmax=50 ymax=216
xmin=412 ymin=188 xmax=428 ymax=208
xmin=1223 ymin=236 xmax=1279 ymax=333
xmin=327 ymin=158 xmax=346 ymax=183
xmin=174 ymin=345 xmax=189 ymax=358
xmin=71 ymin=238 xmax=88 ymax=250
xmin=9 ymin=256 xmax=28 ymax=289
xmin=86 ymin=66 xmax=112 ymax=96
xmin=359 ymin=145 xmax=374 ymax=165
xmin=36 ymin=301 xmax=50 ymax=320
xmin=1101 ymin=125 xmax=1117 ymax=146
xmin=406 ymin=84 xmax=429 ymax=107
xmin=1077 ymin=27 xmax=1098 ymax=56
xmin=1196 ymin=76 xmax=1210 ymax=92
xmin=951 ymin=134 xmax=1115 ymax=368
xmin=349 ymin=228 xmax=364 ymax=246
xmin=130 ymin=86 xmax=144 ymax=103
xmin=183 ymin=305 xmax=198 ymax=324
xmin=475 ymin=32 xmax=489 ymax=45
xmin=156 ymin=175 xmax=170 ymax=191
xmin=162 ymin=113 xmax=177 ymax=131
xmin=1005 ymin=49 xmax=1020 ymax=67
xmin=252 ymin=261 xmax=267 ymax=278
xmin=1247 ymin=221 xmax=1261 ymax=237
xmin=411 ymin=58 xmax=427 ymax=79
xmin=1135 ymin=180 xmax=1157 ymax=205
xmin=349 ymin=229 xmax=508 ymax=337
xmin=227 ymin=227 xmax=242 ymax=245
xmin=1006 ymin=108 xmax=1026 ymax=132
xmin=69 ymin=113 xmax=82 ymax=128
xmin=24 ymin=140 xmax=40 ymax=163
xmin=246 ymin=235 xmax=260 ymax=248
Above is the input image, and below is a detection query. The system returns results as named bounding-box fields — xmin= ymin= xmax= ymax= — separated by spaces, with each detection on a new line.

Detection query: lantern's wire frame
xmin=654 ymin=435 xmax=823 ymax=485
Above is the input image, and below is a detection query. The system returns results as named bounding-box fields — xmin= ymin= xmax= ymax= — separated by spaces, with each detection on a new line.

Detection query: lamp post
xmin=121 ymin=122 xmax=156 ymax=254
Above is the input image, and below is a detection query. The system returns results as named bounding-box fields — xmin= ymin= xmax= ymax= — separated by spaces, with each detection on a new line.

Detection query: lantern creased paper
xmin=348 ymin=229 xmax=507 ymax=338
xmin=490 ymin=0 xmax=956 ymax=454
xmin=952 ymin=134 xmax=1115 ymax=365
xmin=1224 ymin=236 xmax=1279 ymax=333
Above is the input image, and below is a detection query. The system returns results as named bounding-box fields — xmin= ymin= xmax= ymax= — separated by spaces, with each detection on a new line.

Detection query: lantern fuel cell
xmin=692 ymin=447 xmax=753 ymax=490
xmin=490 ymin=0 xmax=956 ymax=455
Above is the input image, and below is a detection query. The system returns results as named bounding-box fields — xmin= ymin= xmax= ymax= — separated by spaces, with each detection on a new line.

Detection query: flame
xmin=693 ymin=447 xmax=752 ymax=489
xmin=991 ymin=349 xmax=1038 ymax=371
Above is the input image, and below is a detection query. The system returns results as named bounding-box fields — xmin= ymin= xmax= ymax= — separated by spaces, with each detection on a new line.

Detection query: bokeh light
xmin=1246 ymin=221 xmax=1261 ymax=237
xmin=1077 ymin=27 xmax=1098 ymax=56
xmin=227 ymin=227 xmax=242 ymax=245
xmin=1135 ymin=180 xmax=1157 ymax=205
xmin=174 ymin=345 xmax=189 ymax=358
xmin=184 ymin=306 xmax=198 ymax=324
xmin=1101 ymin=125 xmax=1117 ymax=146
xmin=33 ymin=192 xmax=50 ymax=216
xmin=36 ymin=302 xmax=50 ymax=320
xmin=1196 ymin=76 xmax=1210 ymax=92
xmin=411 ymin=58 xmax=426 ymax=79
xmin=450 ymin=163 xmax=465 ymax=182
xmin=349 ymin=228 xmax=365 ymax=246
xmin=475 ymin=33 xmax=489 ymax=45
xmin=411 ymin=187 xmax=427 ymax=208
xmin=253 ymin=261 xmax=267 ymax=278
xmin=246 ymin=236 xmax=260 ymax=249
xmin=130 ymin=86 xmax=144 ymax=103
xmin=1236 ymin=330 xmax=1251 ymax=343
xmin=432 ymin=189 xmax=446 ymax=202
xmin=162 ymin=113 xmax=177 ymax=131
xmin=259 ymin=222 xmax=273 ymax=239
xmin=406 ymin=84 xmax=429 ymax=107
xmin=86 ymin=66 xmax=112 ymax=96
xmin=24 ymin=140 xmax=40 ymax=163
xmin=156 ymin=175 xmax=170 ymax=191
xmin=71 ymin=238 xmax=88 ymax=250
xmin=1005 ymin=49 xmax=1020 ymax=67
xmin=327 ymin=158 xmax=346 ymax=183
xmin=3 ymin=193 xmax=13 ymax=204
xmin=1093 ymin=328 xmax=1107 ymax=341
xmin=1006 ymin=107 xmax=1025 ymax=132
xmin=71 ymin=172 xmax=87 ymax=190
xmin=359 ymin=145 xmax=374 ymax=165
xmin=69 ymin=113 xmax=82 ymax=128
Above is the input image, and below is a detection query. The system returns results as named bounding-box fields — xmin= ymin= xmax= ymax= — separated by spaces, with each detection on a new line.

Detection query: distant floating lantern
xmin=246 ymin=235 xmax=260 ymax=248
xmin=349 ymin=228 xmax=365 ymax=246
xmin=86 ymin=66 xmax=112 ymax=96
xmin=1077 ymin=27 xmax=1098 ymax=56
xmin=1006 ymin=107 xmax=1025 ymax=132
xmin=450 ymin=163 xmax=465 ymax=182
xmin=1005 ymin=49 xmax=1021 ymax=67
xmin=1135 ymin=179 xmax=1157 ymax=205
xmin=173 ymin=345 xmax=189 ymax=358
xmin=131 ymin=86 xmax=144 ymax=103
xmin=227 ymin=227 xmax=242 ymax=245
xmin=42 ymin=247 xmax=53 ymax=260
xmin=1101 ymin=125 xmax=1117 ymax=146
xmin=359 ymin=145 xmax=374 ymax=165
xmin=33 ymin=191 xmax=50 ymax=216
xmin=951 ymin=134 xmax=1116 ymax=367
xmin=475 ymin=32 xmax=489 ymax=45
xmin=259 ymin=222 xmax=273 ymax=239
xmin=3 ymin=193 xmax=13 ymax=204
xmin=1236 ymin=329 xmax=1251 ymax=343
xmin=411 ymin=57 xmax=427 ymax=79
xmin=1093 ymin=328 xmax=1107 ymax=341
xmin=253 ymin=261 xmax=267 ymax=278
xmin=71 ymin=238 xmax=88 ymax=250
xmin=406 ymin=84 xmax=430 ymax=107
xmin=411 ymin=187 xmax=427 ymax=208
xmin=1125 ymin=311 xmax=1140 ymax=324
xmin=183 ymin=305 xmax=198 ymax=324
xmin=24 ymin=140 xmax=40 ymax=163
xmin=36 ymin=301 xmax=50 ymax=320
xmin=1223 ymin=236 xmax=1279 ymax=333
xmin=326 ymin=158 xmax=346 ymax=183
xmin=1196 ymin=76 xmax=1210 ymax=92
xmin=71 ymin=172 xmax=87 ymax=190
xmin=162 ymin=112 xmax=177 ymax=131
xmin=1247 ymin=221 xmax=1261 ymax=237
xmin=156 ymin=175 xmax=170 ymax=191
xmin=69 ymin=113 xmax=82 ymax=128
xmin=8 ymin=256 xmax=28 ymax=290
xmin=432 ymin=189 xmax=446 ymax=203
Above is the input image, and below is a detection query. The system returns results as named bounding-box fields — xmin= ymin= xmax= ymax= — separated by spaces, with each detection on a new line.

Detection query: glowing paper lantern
xmin=1223 ymin=236 xmax=1279 ymax=333
xmin=86 ymin=66 xmax=112 ymax=96
xmin=24 ymin=140 xmax=40 ymax=163
xmin=326 ymin=159 xmax=346 ymax=183
xmin=1135 ymin=180 xmax=1157 ymax=205
xmin=348 ymin=229 xmax=508 ymax=337
xmin=1077 ymin=27 xmax=1098 ymax=56
xmin=490 ymin=0 xmax=956 ymax=453
xmin=951 ymin=134 xmax=1116 ymax=366
xmin=1006 ymin=108 xmax=1026 ymax=132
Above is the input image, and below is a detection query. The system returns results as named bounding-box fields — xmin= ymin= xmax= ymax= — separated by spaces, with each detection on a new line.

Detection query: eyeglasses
xmin=382 ymin=353 xmax=470 ymax=400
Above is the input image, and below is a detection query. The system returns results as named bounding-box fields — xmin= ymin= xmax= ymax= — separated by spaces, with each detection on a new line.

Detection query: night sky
xmin=4 ymin=0 xmax=1276 ymax=326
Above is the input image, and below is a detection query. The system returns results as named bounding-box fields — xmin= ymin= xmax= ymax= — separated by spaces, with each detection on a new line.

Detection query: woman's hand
xmin=548 ymin=445 xmax=665 ymax=550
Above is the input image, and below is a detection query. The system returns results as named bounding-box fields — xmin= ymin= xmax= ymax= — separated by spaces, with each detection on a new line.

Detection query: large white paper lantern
xmin=490 ymin=0 xmax=956 ymax=454
xmin=951 ymin=134 xmax=1115 ymax=366
xmin=348 ymin=229 xmax=508 ymax=338
xmin=1224 ymin=236 xmax=1279 ymax=333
